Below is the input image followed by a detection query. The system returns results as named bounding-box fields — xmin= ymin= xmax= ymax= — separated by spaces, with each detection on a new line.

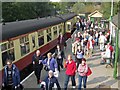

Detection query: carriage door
xmin=29 ymin=32 xmax=38 ymax=52
xmin=66 ymin=22 xmax=72 ymax=38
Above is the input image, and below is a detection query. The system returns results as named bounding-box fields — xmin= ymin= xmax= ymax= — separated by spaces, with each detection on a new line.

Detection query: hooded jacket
xmin=3 ymin=64 xmax=20 ymax=87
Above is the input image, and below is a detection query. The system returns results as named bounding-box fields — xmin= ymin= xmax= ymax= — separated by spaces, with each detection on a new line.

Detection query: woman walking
xmin=75 ymin=46 xmax=84 ymax=69
xmin=78 ymin=58 xmax=88 ymax=90
xmin=64 ymin=54 xmax=76 ymax=90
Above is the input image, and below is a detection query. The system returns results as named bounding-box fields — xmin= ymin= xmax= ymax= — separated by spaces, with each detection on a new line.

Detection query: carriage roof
xmin=2 ymin=13 xmax=76 ymax=41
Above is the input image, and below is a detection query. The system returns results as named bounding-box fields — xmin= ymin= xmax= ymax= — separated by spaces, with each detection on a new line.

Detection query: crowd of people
xmin=2 ymin=17 xmax=114 ymax=90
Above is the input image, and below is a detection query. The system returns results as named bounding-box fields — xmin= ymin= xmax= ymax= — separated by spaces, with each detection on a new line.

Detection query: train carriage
xmin=0 ymin=13 xmax=77 ymax=86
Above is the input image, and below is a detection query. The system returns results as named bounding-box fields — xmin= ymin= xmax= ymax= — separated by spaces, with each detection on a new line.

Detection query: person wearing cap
xmin=2 ymin=59 xmax=21 ymax=90
xmin=78 ymin=58 xmax=88 ymax=90
xmin=44 ymin=70 xmax=61 ymax=90
xmin=32 ymin=50 xmax=43 ymax=84
xmin=64 ymin=55 xmax=76 ymax=90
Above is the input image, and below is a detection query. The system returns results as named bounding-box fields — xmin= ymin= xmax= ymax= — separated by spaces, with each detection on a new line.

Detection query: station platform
xmin=21 ymin=30 xmax=118 ymax=89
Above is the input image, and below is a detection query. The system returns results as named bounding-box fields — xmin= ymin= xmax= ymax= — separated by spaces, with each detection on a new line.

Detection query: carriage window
xmin=32 ymin=35 xmax=35 ymax=48
xmin=53 ymin=26 xmax=58 ymax=38
xmin=1 ymin=41 xmax=15 ymax=66
xmin=58 ymin=25 xmax=62 ymax=34
xmin=1 ymin=43 xmax=7 ymax=51
xmin=47 ymin=28 xmax=52 ymax=42
xmin=38 ymin=31 xmax=44 ymax=47
xmin=20 ymin=35 xmax=30 ymax=56
xmin=67 ymin=24 xmax=71 ymax=31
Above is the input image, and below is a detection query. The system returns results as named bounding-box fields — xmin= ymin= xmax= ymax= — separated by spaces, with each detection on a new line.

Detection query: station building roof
xmin=88 ymin=10 xmax=103 ymax=18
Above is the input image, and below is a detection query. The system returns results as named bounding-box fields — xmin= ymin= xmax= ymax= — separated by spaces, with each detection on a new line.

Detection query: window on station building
xmin=53 ymin=26 xmax=58 ymax=38
xmin=1 ymin=41 xmax=15 ymax=66
xmin=38 ymin=31 xmax=44 ymax=46
xmin=46 ymin=28 xmax=52 ymax=42
xmin=20 ymin=35 xmax=30 ymax=56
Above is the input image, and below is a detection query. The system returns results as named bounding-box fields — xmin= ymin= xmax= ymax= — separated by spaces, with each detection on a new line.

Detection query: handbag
xmin=86 ymin=67 xmax=92 ymax=76
xmin=44 ymin=66 xmax=49 ymax=71
xmin=54 ymin=71 xmax=59 ymax=77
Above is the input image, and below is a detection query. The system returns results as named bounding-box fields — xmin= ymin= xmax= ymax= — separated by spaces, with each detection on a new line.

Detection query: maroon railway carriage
xmin=0 ymin=13 xmax=77 ymax=85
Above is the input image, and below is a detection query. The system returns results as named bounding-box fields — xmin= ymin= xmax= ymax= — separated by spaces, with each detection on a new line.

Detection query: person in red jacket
xmin=107 ymin=43 xmax=114 ymax=58
xmin=64 ymin=54 xmax=76 ymax=90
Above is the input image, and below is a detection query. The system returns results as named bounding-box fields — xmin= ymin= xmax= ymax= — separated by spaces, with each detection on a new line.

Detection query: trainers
xmin=72 ymin=86 xmax=76 ymax=88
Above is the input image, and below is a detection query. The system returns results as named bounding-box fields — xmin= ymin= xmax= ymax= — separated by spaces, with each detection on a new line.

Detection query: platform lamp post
xmin=109 ymin=0 xmax=113 ymax=44
xmin=113 ymin=21 xmax=119 ymax=79
xmin=113 ymin=1 xmax=119 ymax=79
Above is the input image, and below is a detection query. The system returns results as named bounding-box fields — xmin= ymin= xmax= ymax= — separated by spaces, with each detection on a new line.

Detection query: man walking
xmin=32 ymin=50 xmax=43 ymax=84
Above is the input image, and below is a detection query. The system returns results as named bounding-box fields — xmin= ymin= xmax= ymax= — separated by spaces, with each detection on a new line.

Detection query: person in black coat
xmin=58 ymin=33 xmax=66 ymax=51
xmin=44 ymin=70 xmax=61 ymax=90
xmin=55 ymin=45 xmax=66 ymax=72
xmin=32 ymin=50 xmax=43 ymax=84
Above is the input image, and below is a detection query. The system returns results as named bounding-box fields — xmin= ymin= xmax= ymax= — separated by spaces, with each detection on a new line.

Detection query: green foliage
xmin=2 ymin=2 xmax=58 ymax=22
xmin=2 ymin=2 xmax=76 ymax=22
xmin=100 ymin=2 xmax=111 ymax=19
xmin=72 ymin=2 xmax=100 ymax=14
xmin=2 ymin=2 xmax=119 ymax=22
xmin=72 ymin=2 xmax=119 ymax=19
xmin=72 ymin=2 xmax=85 ymax=14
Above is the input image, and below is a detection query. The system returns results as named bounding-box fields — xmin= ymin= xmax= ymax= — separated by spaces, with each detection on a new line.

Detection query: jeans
xmin=78 ymin=75 xmax=87 ymax=90
xmin=64 ymin=74 xmax=76 ymax=90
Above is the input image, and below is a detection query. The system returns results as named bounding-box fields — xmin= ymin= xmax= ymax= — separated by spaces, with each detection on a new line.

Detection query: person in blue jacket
xmin=43 ymin=52 xmax=58 ymax=72
xmin=32 ymin=50 xmax=43 ymax=84
xmin=44 ymin=70 xmax=61 ymax=90
xmin=2 ymin=59 xmax=20 ymax=90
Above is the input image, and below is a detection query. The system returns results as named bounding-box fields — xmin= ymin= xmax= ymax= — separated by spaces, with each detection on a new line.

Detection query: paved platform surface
xmin=22 ymin=30 xmax=119 ymax=89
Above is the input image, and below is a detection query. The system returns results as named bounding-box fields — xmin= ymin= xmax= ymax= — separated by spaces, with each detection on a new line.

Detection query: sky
xmin=50 ymin=0 xmax=61 ymax=2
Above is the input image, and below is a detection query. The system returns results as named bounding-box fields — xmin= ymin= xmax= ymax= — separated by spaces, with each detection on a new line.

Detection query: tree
xmin=72 ymin=2 xmax=85 ymax=14
xmin=2 ymin=2 xmax=57 ymax=22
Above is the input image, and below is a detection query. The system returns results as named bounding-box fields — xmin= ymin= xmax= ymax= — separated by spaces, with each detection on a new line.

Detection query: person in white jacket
xmin=99 ymin=32 xmax=107 ymax=51
xmin=101 ymin=45 xmax=111 ymax=62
